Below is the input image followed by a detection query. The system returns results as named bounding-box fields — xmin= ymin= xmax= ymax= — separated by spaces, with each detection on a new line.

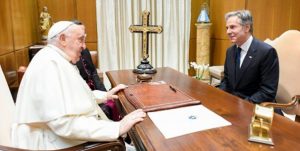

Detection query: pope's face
xmin=226 ymin=16 xmax=250 ymax=46
xmin=64 ymin=25 xmax=86 ymax=64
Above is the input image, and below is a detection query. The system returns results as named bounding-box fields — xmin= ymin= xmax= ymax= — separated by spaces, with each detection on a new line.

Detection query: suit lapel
xmin=235 ymin=39 xmax=257 ymax=87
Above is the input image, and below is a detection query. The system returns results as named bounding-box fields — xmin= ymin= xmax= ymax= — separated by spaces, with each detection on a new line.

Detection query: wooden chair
xmin=208 ymin=65 xmax=224 ymax=86
xmin=261 ymin=30 xmax=300 ymax=122
xmin=1 ymin=66 xmax=125 ymax=150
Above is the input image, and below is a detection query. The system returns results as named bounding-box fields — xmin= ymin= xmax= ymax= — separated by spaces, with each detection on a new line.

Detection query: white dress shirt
xmin=237 ymin=35 xmax=253 ymax=68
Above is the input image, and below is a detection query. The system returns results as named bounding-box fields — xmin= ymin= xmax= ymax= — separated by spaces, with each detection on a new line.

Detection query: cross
xmin=129 ymin=10 xmax=163 ymax=60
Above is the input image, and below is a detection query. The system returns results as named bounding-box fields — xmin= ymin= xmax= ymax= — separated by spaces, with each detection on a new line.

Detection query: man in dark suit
xmin=76 ymin=48 xmax=106 ymax=91
xmin=219 ymin=10 xmax=280 ymax=105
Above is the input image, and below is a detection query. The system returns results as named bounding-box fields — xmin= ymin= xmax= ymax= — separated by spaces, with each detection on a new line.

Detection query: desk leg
xmin=128 ymin=128 xmax=146 ymax=151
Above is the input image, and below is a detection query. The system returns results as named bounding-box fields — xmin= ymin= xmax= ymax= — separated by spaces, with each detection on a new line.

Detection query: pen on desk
xmin=169 ymin=85 xmax=177 ymax=93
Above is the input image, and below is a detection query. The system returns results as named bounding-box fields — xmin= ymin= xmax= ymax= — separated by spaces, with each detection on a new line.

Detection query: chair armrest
xmin=60 ymin=138 xmax=125 ymax=151
xmin=90 ymin=51 xmax=98 ymax=68
xmin=261 ymin=95 xmax=299 ymax=109
xmin=261 ymin=95 xmax=300 ymax=123
xmin=208 ymin=65 xmax=224 ymax=86
xmin=209 ymin=66 xmax=224 ymax=80
xmin=0 ymin=138 xmax=125 ymax=151
xmin=0 ymin=145 xmax=25 ymax=151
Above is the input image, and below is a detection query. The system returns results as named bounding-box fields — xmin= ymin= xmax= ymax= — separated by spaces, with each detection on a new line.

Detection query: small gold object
xmin=248 ymin=104 xmax=274 ymax=145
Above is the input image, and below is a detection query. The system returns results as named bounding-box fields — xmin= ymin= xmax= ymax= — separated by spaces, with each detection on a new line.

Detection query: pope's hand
xmin=119 ymin=109 xmax=146 ymax=136
xmin=106 ymin=84 xmax=128 ymax=100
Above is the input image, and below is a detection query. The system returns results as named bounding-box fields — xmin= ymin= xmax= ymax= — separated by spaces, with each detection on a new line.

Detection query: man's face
xmin=226 ymin=16 xmax=250 ymax=46
xmin=63 ymin=25 xmax=86 ymax=64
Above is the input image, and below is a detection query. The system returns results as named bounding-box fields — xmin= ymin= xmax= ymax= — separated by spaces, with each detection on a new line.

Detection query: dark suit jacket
xmin=220 ymin=38 xmax=279 ymax=103
xmin=76 ymin=48 xmax=106 ymax=91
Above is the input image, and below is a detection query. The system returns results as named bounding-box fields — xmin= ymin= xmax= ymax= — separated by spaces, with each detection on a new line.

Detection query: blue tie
xmin=236 ymin=47 xmax=242 ymax=68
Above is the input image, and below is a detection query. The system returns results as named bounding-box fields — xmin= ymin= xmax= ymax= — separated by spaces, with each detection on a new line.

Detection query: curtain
xmin=96 ymin=0 xmax=191 ymax=87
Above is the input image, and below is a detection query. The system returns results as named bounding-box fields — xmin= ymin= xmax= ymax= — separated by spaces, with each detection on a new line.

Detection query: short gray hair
xmin=225 ymin=10 xmax=253 ymax=34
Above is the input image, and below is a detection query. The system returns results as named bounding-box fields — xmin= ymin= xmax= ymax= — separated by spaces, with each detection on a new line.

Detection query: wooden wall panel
xmin=30 ymin=0 xmax=39 ymax=44
xmin=15 ymin=48 xmax=29 ymax=67
xmin=211 ymin=39 xmax=231 ymax=65
xmin=0 ymin=0 xmax=37 ymax=87
xmin=0 ymin=53 xmax=17 ymax=87
xmin=208 ymin=0 xmax=245 ymax=65
xmin=210 ymin=0 xmax=245 ymax=39
xmin=206 ymin=0 xmax=300 ymax=65
xmin=272 ymin=0 xmax=291 ymax=38
xmin=0 ymin=0 xmax=14 ymax=55
xmin=248 ymin=0 xmax=275 ymax=40
xmin=11 ymin=0 xmax=38 ymax=50
xmin=1 ymin=0 xmax=300 ymax=81
xmin=190 ymin=0 xmax=205 ymax=39
xmin=86 ymin=43 xmax=98 ymax=51
xmin=76 ymin=0 xmax=97 ymax=43
xmin=290 ymin=0 xmax=300 ymax=30
xmin=189 ymin=0 xmax=204 ymax=75
xmin=38 ymin=0 xmax=76 ymax=22
xmin=248 ymin=0 xmax=298 ymax=40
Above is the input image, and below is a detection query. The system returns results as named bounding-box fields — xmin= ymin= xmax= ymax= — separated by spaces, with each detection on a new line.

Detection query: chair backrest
xmin=264 ymin=30 xmax=300 ymax=115
xmin=89 ymin=50 xmax=98 ymax=68
xmin=0 ymin=65 xmax=15 ymax=146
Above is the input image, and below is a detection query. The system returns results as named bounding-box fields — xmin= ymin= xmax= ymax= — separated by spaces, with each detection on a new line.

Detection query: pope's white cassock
xmin=12 ymin=44 xmax=120 ymax=150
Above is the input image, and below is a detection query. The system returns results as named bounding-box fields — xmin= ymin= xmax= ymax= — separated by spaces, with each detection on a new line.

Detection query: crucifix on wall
xmin=129 ymin=10 xmax=163 ymax=74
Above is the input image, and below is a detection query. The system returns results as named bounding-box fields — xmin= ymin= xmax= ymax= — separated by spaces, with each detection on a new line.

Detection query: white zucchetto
xmin=47 ymin=21 xmax=74 ymax=40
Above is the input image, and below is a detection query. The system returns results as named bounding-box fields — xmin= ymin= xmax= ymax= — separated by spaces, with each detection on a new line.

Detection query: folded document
xmin=148 ymin=105 xmax=232 ymax=139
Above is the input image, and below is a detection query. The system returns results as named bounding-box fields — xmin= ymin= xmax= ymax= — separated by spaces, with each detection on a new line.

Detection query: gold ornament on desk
xmin=248 ymin=104 xmax=274 ymax=145
xmin=129 ymin=10 xmax=163 ymax=75
xmin=40 ymin=6 xmax=53 ymax=43
xmin=249 ymin=95 xmax=300 ymax=145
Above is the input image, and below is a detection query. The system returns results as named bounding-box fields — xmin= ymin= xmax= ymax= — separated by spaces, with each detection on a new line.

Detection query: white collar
xmin=238 ymin=35 xmax=253 ymax=52
xmin=47 ymin=44 xmax=72 ymax=63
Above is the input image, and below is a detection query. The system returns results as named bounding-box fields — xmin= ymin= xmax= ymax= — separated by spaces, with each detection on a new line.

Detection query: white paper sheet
xmin=148 ymin=105 xmax=231 ymax=139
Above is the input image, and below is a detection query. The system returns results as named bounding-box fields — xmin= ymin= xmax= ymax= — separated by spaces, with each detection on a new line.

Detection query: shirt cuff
xmin=92 ymin=90 xmax=108 ymax=104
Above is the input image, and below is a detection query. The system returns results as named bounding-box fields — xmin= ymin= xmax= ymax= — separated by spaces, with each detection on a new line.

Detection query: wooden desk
xmin=106 ymin=67 xmax=300 ymax=151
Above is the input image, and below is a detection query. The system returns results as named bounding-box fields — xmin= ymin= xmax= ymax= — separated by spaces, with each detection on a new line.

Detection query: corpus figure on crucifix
xmin=129 ymin=10 xmax=163 ymax=74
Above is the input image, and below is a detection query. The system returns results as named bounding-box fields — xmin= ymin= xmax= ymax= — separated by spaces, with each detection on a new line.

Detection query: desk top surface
xmin=106 ymin=67 xmax=300 ymax=151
